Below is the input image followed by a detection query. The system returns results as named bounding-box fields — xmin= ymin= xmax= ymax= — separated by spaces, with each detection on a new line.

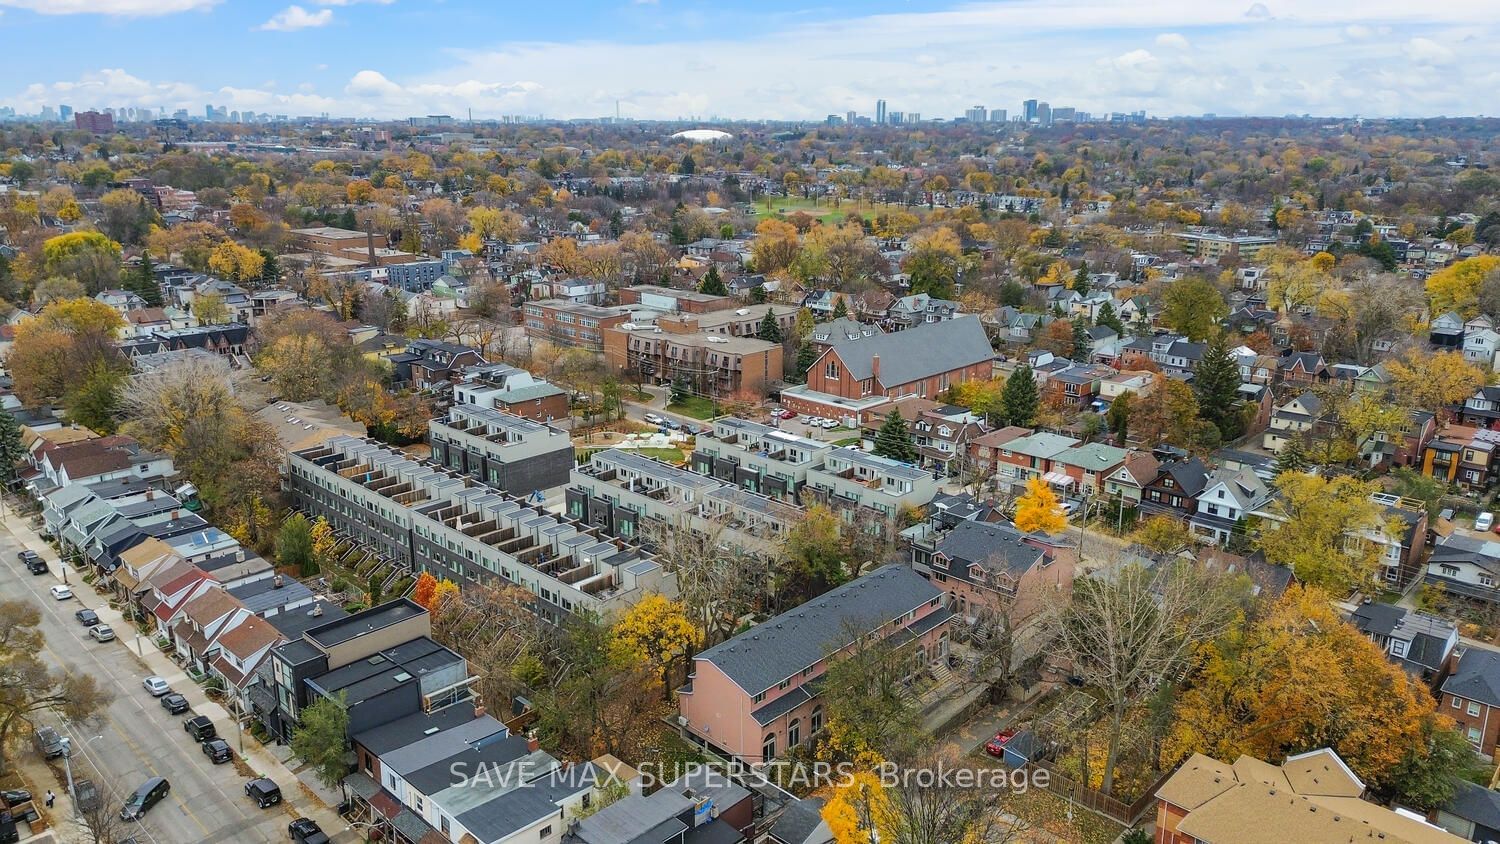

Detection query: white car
xmin=88 ymin=624 xmax=115 ymax=642
xmin=643 ymin=412 xmax=665 ymax=426
xmin=48 ymin=585 xmax=73 ymax=601
xmin=821 ymin=419 xmax=840 ymax=429
xmin=142 ymin=676 xmax=171 ymax=697
xmin=1478 ymin=512 xmax=1495 ymax=532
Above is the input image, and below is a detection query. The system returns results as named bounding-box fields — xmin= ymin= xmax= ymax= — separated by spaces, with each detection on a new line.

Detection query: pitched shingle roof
xmin=1444 ymin=648 xmax=1500 ymax=708
xmin=824 ymin=317 xmax=992 ymax=387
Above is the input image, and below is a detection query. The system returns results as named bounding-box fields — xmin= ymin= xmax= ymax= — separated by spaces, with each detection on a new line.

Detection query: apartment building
xmin=678 ymin=565 xmax=953 ymax=764
xmin=801 ymin=447 xmax=939 ymax=532
xmin=287 ymin=437 xmax=673 ymax=623
xmin=522 ymin=299 xmax=632 ymax=351
xmin=690 ymin=417 xmax=831 ymax=503
xmin=567 ymin=448 xmax=801 ymax=550
xmin=603 ymin=326 xmax=783 ymax=396
xmin=451 ymin=364 xmax=569 ymax=423
xmin=428 ymin=404 xmax=574 ymax=494
xmin=1174 ymin=231 xmax=1278 ymax=262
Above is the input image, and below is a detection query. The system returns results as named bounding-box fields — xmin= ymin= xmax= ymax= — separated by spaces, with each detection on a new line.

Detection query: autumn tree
xmin=1385 ymin=348 xmax=1486 ymax=414
xmin=1258 ymin=472 xmax=1391 ymax=592
xmin=531 ymin=617 xmax=657 ymax=759
xmin=42 ymin=231 xmax=121 ymax=293
xmin=1131 ymin=515 xmax=1193 ymax=556
xmin=1038 ymin=318 xmax=1075 ymax=357
xmin=1160 ymin=276 xmax=1227 ymax=341
xmin=778 ymin=505 xmax=850 ymax=604
xmin=822 ymin=747 xmax=1026 ymax=844
xmin=752 ymin=218 xmax=802 ymax=274
xmin=1168 ymin=586 xmax=1464 ymax=802
xmin=610 ymin=593 xmax=702 ymax=697
xmin=8 ymin=297 xmax=126 ymax=405
xmin=1426 ymin=255 xmax=1500 ymax=318
xmin=0 ymin=599 xmax=113 ymax=774
xmin=1014 ymin=477 xmax=1066 ymax=535
xmin=411 ymin=572 xmax=438 ymax=610
xmin=290 ymin=691 xmax=350 ymax=790
xmin=820 ymin=623 xmax=924 ymax=765
xmin=192 ymin=290 xmax=231 ymax=325
xmin=1049 ymin=554 xmax=1249 ymax=795
xmin=903 ymin=227 xmax=963 ymax=298
xmin=98 ymin=188 xmax=158 ymax=244
xmin=1131 ymin=375 xmax=1217 ymax=451
xmin=207 ymin=240 xmax=265 ymax=283
xmin=640 ymin=516 xmax=773 ymax=644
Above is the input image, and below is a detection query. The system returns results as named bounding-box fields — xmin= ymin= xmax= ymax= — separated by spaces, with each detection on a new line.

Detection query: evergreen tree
xmin=669 ymin=377 xmax=690 ymax=405
xmin=698 ymin=265 xmax=727 ymax=296
xmin=1071 ymin=316 xmax=1092 ymax=361
xmin=1095 ymin=301 xmax=1124 ymax=335
xmin=1073 ymin=260 xmax=1091 ymax=296
xmin=872 ymin=409 xmax=917 ymax=463
xmin=0 ymin=410 xmax=24 ymax=487
xmin=1274 ymin=436 xmax=1310 ymax=475
xmin=338 ymin=208 xmax=358 ymax=230
xmin=1194 ymin=332 xmax=1244 ymax=439
xmin=1106 ymin=391 xmax=1132 ymax=443
xmin=794 ymin=342 xmax=818 ymax=382
xmin=749 ymin=284 xmax=767 ymax=304
xmin=757 ymin=309 xmax=783 ymax=343
xmin=1001 ymin=365 xmax=1039 ymax=427
xmin=831 ymin=297 xmax=849 ymax=320
xmin=679 ymin=153 xmax=696 ymax=175
xmin=259 ymin=249 xmax=281 ymax=286
xmin=131 ymin=250 xmax=163 ymax=306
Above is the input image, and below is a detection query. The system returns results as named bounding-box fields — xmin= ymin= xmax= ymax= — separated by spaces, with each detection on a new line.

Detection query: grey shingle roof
xmin=694 ymin=564 xmax=943 ymax=695
xmin=934 ymin=521 xmax=1045 ymax=577
xmin=1443 ymin=779 xmax=1500 ymax=833
xmin=1444 ymin=648 xmax=1500 ymax=708
xmin=825 ymin=317 xmax=992 ymax=387
xmin=769 ymin=797 xmax=834 ymax=844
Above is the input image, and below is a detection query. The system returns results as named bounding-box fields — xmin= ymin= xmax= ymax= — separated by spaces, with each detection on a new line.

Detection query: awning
xmin=1042 ymin=471 xmax=1075 ymax=487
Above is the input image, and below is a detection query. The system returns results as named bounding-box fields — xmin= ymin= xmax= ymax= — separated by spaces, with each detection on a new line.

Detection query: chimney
xmin=309 ymin=604 xmax=324 ymax=617
xmin=473 ymin=705 xmax=486 ymax=719
xmin=170 ymin=509 xmax=180 ymax=520
xmin=146 ymin=489 xmax=155 ymax=500
xmin=526 ymin=732 xmax=540 ymax=752
xmin=871 ymin=354 xmax=880 ymax=379
xmin=366 ymin=230 xmax=376 ymax=266
xmin=272 ymin=574 xmax=285 ymax=589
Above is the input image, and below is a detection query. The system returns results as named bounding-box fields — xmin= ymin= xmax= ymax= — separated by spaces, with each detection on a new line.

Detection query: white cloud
xmin=0 ymin=0 xmax=215 ymax=15
xmin=1244 ymin=3 xmax=1271 ymax=18
xmin=1403 ymin=36 xmax=1454 ymax=66
xmin=258 ymin=5 xmax=332 ymax=31
xmin=1155 ymin=32 xmax=1190 ymax=49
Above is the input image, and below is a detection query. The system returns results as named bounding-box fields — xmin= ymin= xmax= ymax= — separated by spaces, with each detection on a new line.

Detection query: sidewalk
xmin=1 ymin=506 xmax=354 ymax=842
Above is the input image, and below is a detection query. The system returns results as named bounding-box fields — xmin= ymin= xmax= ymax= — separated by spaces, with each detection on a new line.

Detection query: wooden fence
xmin=1026 ymin=758 xmax=1178 ymax=827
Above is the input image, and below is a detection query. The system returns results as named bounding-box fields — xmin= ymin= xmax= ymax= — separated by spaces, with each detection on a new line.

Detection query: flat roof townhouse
xmin=690 ymin=417 xmax=831 ymax=504
xmin=801 ymin=447 xmax=939 ymax=535
xmin=452 ymin=363 xmax=570 ymax=423
xmin=677 ymin=565 xmax=953 ymax=765
xmin=288 ymin=437 xmax=673 ymax=624
xmin=428 ymin=404 xmax=574 ymax=495
xmin=618 ymin=284 xmax=736 ymax=314
xmin=604 ymin=326 xmax=783 ymax=397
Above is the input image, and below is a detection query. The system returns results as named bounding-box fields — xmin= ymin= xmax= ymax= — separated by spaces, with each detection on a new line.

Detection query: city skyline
xmin=0 ymin=0 xmax=1496 ymax=121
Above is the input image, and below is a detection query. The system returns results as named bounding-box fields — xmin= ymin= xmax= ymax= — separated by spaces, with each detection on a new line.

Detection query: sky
xmin=0 ymin=0 xmax=1495 ymax=122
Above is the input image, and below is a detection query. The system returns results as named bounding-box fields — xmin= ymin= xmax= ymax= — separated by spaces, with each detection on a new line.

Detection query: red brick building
xmin=794 ymin=316 xmax=993 ymax=411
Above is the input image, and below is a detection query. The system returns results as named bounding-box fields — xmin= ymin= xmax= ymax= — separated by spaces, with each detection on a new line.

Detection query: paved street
xmin=0 ymin=514 xmax=326 ymax=844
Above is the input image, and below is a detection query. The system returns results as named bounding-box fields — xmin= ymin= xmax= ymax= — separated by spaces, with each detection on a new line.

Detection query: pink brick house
xmin=677 ymin=565 xmax=953 ymax=764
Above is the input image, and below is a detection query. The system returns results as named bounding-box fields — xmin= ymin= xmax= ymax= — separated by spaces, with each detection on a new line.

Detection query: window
xmin=752 ymin=691 xmax=766 ymax=704
xmin=1469 ymin=726 xmax=1482 ymax=744
xmin=788 ymin=718 xmax=801 ymax=748
xmin=1470 ymin=701 xmax=1482 ymax=717
xmin=540 ymin=826 xmax=552 ymax=839
xmin=811 ymin=705 xmax=824 ymax=735
xmin=1454 ymin=697 xmax=1464 ymax=709
xmin=762 ymin=733 xmax=776 ymax=761
xmin=824 ymin=360 xmax=841 ymax=379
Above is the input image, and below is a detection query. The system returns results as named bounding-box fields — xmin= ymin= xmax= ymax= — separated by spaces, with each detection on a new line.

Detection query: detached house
xmin=677 ymin=565 xmax=953 ymax=764
xmin=1189 ymin=467 xmax=1270 ymax=546
xmin=1441 ymin=649 xmax=1500 ymax=756
xmin=1262 ymin=391 xmax=1323 ymax=453
xmin=1138 ymin=456 xmax=1210 ymax=520
xmin=908 ymin=518 xmax=1072 ymax=626
xmin=1349 ymin=603 xmax=1457 ymax=690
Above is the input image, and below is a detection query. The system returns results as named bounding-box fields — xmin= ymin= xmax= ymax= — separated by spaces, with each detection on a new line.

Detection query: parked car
xmin=0 ymin=790 xmax=30 ymax=809
xmin=142 ymin=676 xmax=170 ymax=697
xmin=73 ymin=779 xmax=100 ymax=813
xmin=288 ymin=818 xmax=330 ymax=844
xmin=1477 ymin=512 xmax=1495 ymax=532
xmin=643 ymin=412 xmax=664 ymax=426
xmin=17 ymin=550 xmax=39 ymax=567
xmin=25 ymin=557 xmax=46 ymax=575
xmin=201 ymin=739 xmax=232 ymax=764
xmin=48 ymin=585 xmax=72 ymax=601
xmin=74 ymin=608 xmax=99 ymax=626
xmin=184 ymin=716 xmax=216 ymax=742
xmin=245 ymin=778 xmax=282 ymax=809
xmin=160 ymin=693 xmax=189 ymax=715
xmin=777 ymin=409 xmax=796 ymax=419
xmin=983 ymin=728 xmax=1019 ymax=757
xmin=88 ymin=624 xmax=115 ymax=642
xmin=119 ymin=777 xmax=170 ymax=822
xmin=31 ymin=726 xmax=70 ymax=760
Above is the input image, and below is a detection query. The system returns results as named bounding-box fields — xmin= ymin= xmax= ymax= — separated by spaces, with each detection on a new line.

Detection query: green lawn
xmin=753 ymin=194 xmax=906 ymax=221
xmin=634 ymin=447 xmax=686 ymax=464
xmin=666 ymin=396 xmax=719 ymax=420
xmin=832 ymin=436 xmax=861 ymax=447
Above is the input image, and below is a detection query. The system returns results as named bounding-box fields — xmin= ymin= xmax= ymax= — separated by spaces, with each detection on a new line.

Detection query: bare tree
xmin=429 ymin=582 xmax=553 ymax=710
xmin=886 ymin=747 xmax=1029 ymax=844
xmin=1045 ymin=553 xmax=1249 ymax=795
xmin=70 ymin=778 xmax=126 ymax=844
xmin=640 ymin=517 xmax=772 ymax=647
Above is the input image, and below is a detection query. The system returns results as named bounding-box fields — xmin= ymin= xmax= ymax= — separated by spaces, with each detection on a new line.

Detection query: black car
xmin=183 ymin=715 xmax=216 ymax=742
xmin=159 ymin=693 xmax=189 ymax=715
xmin=17 ymin=550 xmax=39 ymax=566
xmin=245 ymin=778 xmax=281 ymax=809
xmin=26 ymin=557 xmax=46 ymax=575
xmin=288 ymin=817 xmax=330 ymax=844
xmin=74 ymin=608 xmax=100 ymax=626
xmin=201 ymin=738 xmax=232 ymax=764
xmin=120 ymin=777 xmax=170 ymax=822
xmin=0 ymin=790 xmax=28 ymax=808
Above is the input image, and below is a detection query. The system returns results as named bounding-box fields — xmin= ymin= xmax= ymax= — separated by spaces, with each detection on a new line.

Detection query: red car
xmin=983 ymin=727 xmax=1018 ymax=757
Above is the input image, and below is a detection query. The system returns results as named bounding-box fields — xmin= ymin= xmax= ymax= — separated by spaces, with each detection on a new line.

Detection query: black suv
xmin=288 ymin=818 xmax=330 ymax=844
xmin=74 ymin=608 xmax=100 ymax=626
xmin=25 ymin=555 xmax=46 ymax=575
xmin=201 ymin=739 xmax=232 ymax=764
xmin=120 ymin=777 xmax=169 ymax=821
xmin=183 ymin=715 xmax=216 ymax=742
xmin=159 ymin=693 xmax=189 ymax=715
xmin=245 ymin=778 xmax=281 ymax=809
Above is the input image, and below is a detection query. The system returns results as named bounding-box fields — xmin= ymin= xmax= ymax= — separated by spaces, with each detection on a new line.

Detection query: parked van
xmin=120 ymin=777 xmax=170 ymax=821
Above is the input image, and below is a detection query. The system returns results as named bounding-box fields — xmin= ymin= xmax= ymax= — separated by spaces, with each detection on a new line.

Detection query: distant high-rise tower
xmin=888 ymin=111 xmax=904 ymax=125
xmin=846 ymin=110 xmax=857 ymax=125
xmin=1023 ymin=99 xmax=1038 ymax=123
xmin=990 ymin=109 xmax=1007 ymax=123
xmin=59 ymin=105 xmax=73 ymax=123
xmin=1036 ymin=102 xmax=1052 ymax=126
xmin=876 ymin=99 xmax=887 ymax=125
xmin=965 ymin=105 xmax=987 ymax=123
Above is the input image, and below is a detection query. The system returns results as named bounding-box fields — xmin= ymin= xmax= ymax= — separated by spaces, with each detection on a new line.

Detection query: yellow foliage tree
xmin=610 ymin=593 xmax=702 ymax=696
xmin=1426 ymin=255 xmax=1500 ymax=318
xmin=431 ymin=579 xmax=461 ymax=613
xmin=310 ymin=516 xmax=337 ymax=563
xmin=207 ymin=240 xmax=265 ymax=282
xmin=1258 ymin=473 xmax=1390 ymax=592
xmin=1014 ymin=476 xmax=1067 ymax=535
xmin=411 ymin=571 xmax=438 ymax=609
xmin=822 ymin=770 xmax=890 ymax=844
xmin=1384 ymin=348 xmax=1487 ymax=414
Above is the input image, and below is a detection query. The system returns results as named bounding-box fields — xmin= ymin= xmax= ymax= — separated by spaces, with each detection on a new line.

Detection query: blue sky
xmin=1 ymin=0 xmax=1495 ymax=120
